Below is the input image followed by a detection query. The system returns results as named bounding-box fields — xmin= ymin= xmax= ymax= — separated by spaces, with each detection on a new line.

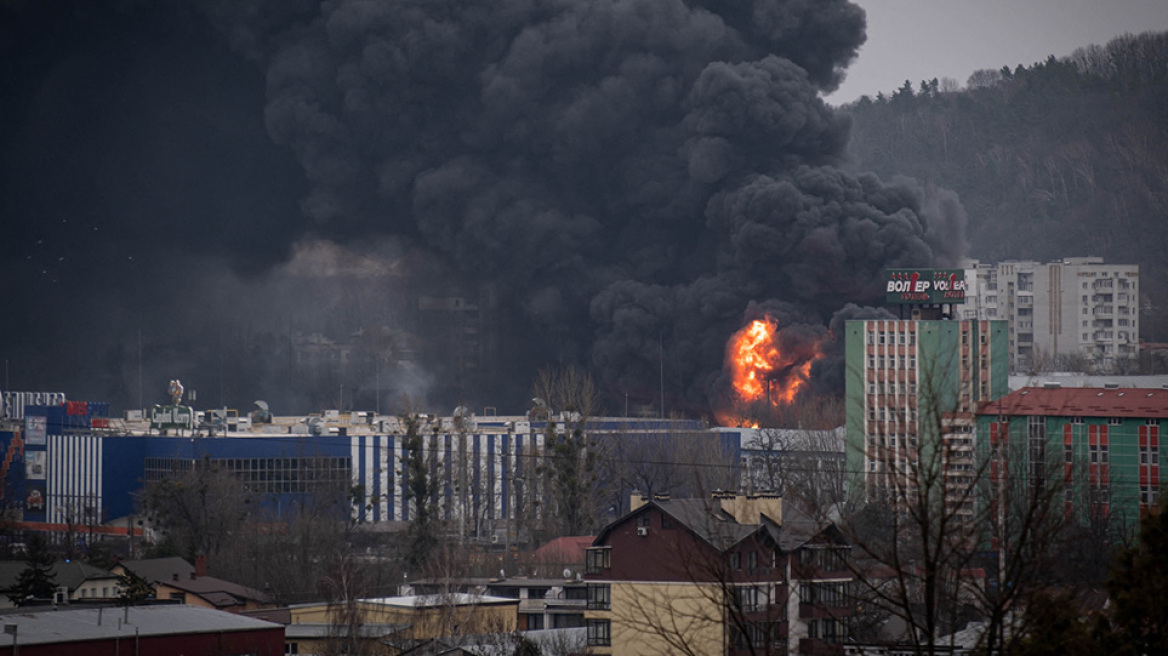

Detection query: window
xmin=586 ymin=548 xmax=611 ymax=574
xmin=587 ymin=619 xmax=611 ymax=646
xmin=729 ymin=552 xmax=741 ymax=570
xmin=823 ymin=618 xmax=840 ymax=642
xmin=1109 ymin=417 xmax=1123 ymax=426
xmin=587 ymin=583 xmax=611 ymax=610
xmin=636 ymin=513 xmax=651 ymax=527
xmin=747 ymin=551 xmax=758 ymax=571
xmin=1072 ymin=417 xmax=1084 ymax=425
xmin=286 ymin=642 xmax=299 ymax=655
xmin=737 ymin=585 xmax=762 ymax=612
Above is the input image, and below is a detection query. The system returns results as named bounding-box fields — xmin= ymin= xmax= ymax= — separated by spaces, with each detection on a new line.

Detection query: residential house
xmin=584 ymin=492 xmax=853 ymax=656
xmin=111 ymin=556 xmax=273 ymax=612
xmin=0 ymin=560 xmax=123 ymax=607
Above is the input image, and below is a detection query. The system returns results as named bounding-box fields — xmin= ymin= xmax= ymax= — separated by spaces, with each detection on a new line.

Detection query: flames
xmin=720 ymin=316 xmax=820 ymax=425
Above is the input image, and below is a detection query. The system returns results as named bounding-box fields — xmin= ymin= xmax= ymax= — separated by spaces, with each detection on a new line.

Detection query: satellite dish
xmin=255 ymin=400 xmax=269 ymax=412
xmin=563 ymin=568 xmax=572 ymax=579
xmin=499 ymin=569 xmax=506 ymax=578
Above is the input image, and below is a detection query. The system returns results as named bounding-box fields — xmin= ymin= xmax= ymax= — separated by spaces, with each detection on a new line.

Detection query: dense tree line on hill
xmin=840 ymin=31 xmax=1168 ymax=344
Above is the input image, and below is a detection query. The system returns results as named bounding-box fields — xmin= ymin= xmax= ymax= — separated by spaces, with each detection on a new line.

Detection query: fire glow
xmin=726 ymin=316 xmax=817 ymax=408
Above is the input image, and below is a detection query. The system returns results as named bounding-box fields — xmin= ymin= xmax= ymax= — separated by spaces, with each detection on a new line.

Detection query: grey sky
xmin=826 ymin=0 xmax=1168 ymax=104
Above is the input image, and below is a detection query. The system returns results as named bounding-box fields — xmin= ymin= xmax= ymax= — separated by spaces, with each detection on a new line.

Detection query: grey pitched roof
xmin=0 ymin=604 xmax=280 ymax=646
xmin=160 ymin=575 xmax=271 ymax=608
xmin=0 ymin=560 xmax=119 ymax=593
xmin=596 ymin=497 xmax=844 ymax=555
xmin=651 ymin=499 xmax=761 ymax=550
xmin=114 ymin=557 xmax=194 ymax=585
xmin=52 ymin=561 xmax=121 ymax=590
xmin=766 ymin=504 xmax=833 ymax=552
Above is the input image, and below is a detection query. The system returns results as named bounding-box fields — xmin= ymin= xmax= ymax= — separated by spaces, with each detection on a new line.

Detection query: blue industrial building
xmin=0 ymin=399 xmax=754 ymax=545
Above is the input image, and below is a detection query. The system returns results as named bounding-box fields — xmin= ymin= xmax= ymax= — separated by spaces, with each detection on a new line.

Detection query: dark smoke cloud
xmin=0 ymin=0 xmax=967 ymax=416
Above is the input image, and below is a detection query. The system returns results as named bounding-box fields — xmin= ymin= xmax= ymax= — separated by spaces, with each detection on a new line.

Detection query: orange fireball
xmin=725 ymin=316 xmax=817 ymax=408
xmin=729 ymin=319 xmax=780 ymax=402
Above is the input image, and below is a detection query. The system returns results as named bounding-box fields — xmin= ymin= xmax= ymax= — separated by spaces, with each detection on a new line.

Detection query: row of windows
xmin=798 ymin=546 xmax=848 ymax=572
xmin=143 ymin=457 xmax=353 ymax=494
xmin=868 ymin=407 xmax=918 ymax=423
xmin=732 ymin=621 xmax=784 ymax=649
xmin=868 ymin=382 xmax=918 ymax=395
xmin=806 ymin=618 xmax=842 ymax=642
xmin=867 ymin=330 xmax=917 ymax=346
xmin=804 ymin=582 xmax=849 ymax=608
xmin=867 ymin=355 xmax=918 ymax=369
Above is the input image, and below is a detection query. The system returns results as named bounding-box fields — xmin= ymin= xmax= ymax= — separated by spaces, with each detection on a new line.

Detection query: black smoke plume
xmin=0 ymin=0 xmax=965 ymax=416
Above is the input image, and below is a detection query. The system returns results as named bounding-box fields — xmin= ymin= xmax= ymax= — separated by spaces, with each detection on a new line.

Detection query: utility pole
xmin=658 ymin=333 xmax=665 ymax=419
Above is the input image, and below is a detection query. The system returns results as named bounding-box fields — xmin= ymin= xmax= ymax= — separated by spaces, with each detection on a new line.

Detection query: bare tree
xmin=141 ymin=456 xmax=249 ymax=565
xmin=531 ymin=367 xmax=604 ymax=541
xmin=597 ymin=493 xmax=851 ymax=656
xmin=842 ymin=348 xmax=1073 ymax=655
xmin=318 ymin=551 xmax=379 ymax=656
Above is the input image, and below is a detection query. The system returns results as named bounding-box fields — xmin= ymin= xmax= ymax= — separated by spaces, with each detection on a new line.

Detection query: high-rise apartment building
xmin=963 ymin=258 xmax=1140 ymax=371
xmin=845 ymin=318 xmax=1010 ymax=510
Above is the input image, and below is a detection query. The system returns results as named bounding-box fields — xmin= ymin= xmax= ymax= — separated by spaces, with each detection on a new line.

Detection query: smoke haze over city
xmin=0 ymin=0 xmax=969 ymax=416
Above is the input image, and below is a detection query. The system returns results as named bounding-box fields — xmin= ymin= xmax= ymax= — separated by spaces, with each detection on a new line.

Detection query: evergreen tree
xmin=8 ymin=534 xmax=57 ymax=605
xmin=117 ymin=568 xmax=155 ymax=606
xmin=401 ymin=410 xmax=438 ymax=571
xmin=1109 ymin=499 xmax=1168 ymax=653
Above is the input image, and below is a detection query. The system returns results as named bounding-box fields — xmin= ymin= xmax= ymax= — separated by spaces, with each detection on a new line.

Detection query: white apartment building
xmin=963 ymin=258 xmax=1140 ymax=371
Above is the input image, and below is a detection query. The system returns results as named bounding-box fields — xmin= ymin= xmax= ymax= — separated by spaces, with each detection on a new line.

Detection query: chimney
xmin=194 ymin=554 xmax=206 ymax=579
xmin=717 ymin=492 xmax=782 ymax=525
xmin=629 ymin=491 xmax=648 ymax=512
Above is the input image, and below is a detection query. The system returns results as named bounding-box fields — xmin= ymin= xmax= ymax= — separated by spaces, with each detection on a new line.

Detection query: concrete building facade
xmin=978 ymin=386 xmax=1167 ymax=529
xmin=0 ymin=403 xmax=747 ymax=549
xmin=962 ymin=258 xmax=1140 ymax=371
xmin=845 ymin=319 xmax=1010 ymax=509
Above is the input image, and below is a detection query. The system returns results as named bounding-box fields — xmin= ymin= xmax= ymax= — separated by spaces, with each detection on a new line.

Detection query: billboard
xmin=24 ymin=415 xmax=46 ymax=445
xmin=886 ymin=269 xmax=967 ymax=304
xmin=150 ymin=405 xmax=194 ymax=431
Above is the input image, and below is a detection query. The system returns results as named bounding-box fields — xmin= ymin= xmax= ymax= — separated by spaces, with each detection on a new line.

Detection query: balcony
xmin=799 ymin=638 xmax=844 ymax=655
xmin=1094 ymin=279 xmax=1114 ymax=290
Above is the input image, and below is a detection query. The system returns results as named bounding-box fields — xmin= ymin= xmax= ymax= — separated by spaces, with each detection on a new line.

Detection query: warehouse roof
xmin=980 ymin=387 xmax=1168 ymax=418
xmin=0 ymin=604 xmax=279 ymax=646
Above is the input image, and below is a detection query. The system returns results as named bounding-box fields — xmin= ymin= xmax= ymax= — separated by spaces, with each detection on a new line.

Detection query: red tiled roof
xmin=530 ymin=536 xmax=593 ymax=564
xmin=980 ymin=387 xmax=1168 ymax=418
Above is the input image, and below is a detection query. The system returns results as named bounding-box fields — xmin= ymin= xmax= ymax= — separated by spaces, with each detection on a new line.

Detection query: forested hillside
xmin=840 ymin=32 xmax=1168 ymax=343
